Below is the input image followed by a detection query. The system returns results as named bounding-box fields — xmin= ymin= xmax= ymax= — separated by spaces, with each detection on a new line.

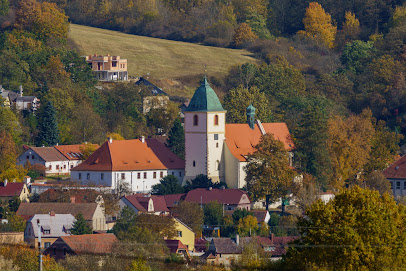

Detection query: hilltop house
xmin=17 ymin=202 xmax=108 ymax=231
xmin=183 ymin=77 xmax=294 ymax=188
xmin=383 ymin=155 xmax=406 ymax=197
xmin=134 ymin=77 xmax=170 ymax=114
xmin=17 ymin=144 xmax=91 ymax=176
xmin=0 ymin=180 xmax=30 ymax=202
xmin=24 ymin=213 xmax=75 ymax=249
xmin=71 ymin=138 xmax=184 ymax=193
xmin=85 ymin=54 xmax=128 ymax=81
xmin=44 ymin=233 xmax=117 ymax=260
xmin=0 ymin=85 xmax=39 ymax=112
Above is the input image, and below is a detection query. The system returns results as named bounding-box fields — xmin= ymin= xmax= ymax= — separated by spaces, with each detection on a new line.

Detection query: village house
xmin=24 ymin=213 xmax=75 ymax=249
xmin=183 ymin=77 xmax=295 ymax=188
xmin=0 ymin=85 xmax=40 ymax=112
xmin=17 ymin=202 xmax=108 ymax=231
xmin=202 ymin=238 xmax=242 ymax=267
xmin=134 ymin=77 xmax=170 ymax=114
xmin=119 ymin=194 xmax=170 ymax=215
xmin=165 ymin=240 xmax=191 ymax=259
xmin=85 ymin=54 xmax=128 ymax=81
xmin=71 ymin=138 xmax=184 ymax=193
xmin=383 ymin=155 xmax=406 ymax=197
xmin=173 ymin=217 xmax=195 ymax=252
xmin=44 ymin=233 xmax=117 ymax=260
xmin=0 ymin=180 xmax=30 ymax=202
xmin=17 ymin=144 xmax=90 ymax=176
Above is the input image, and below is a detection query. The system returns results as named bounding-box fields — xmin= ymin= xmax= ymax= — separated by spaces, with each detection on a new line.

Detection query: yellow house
xmin=0 ymin=180 xmax=30 ymax=203
xmin=173 ymin=218 xmax=195 ymax=252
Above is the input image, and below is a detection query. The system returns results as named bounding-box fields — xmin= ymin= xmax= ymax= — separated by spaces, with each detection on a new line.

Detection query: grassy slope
xmin=69 ymin=24 xmax=257 ymax=97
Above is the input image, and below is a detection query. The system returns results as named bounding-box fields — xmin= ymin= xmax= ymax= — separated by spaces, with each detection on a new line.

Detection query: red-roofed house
xmin=183 ymin=78 xmax=295 ymax=189
xmin=119 ymin=194 xmax=170 ymax=215
xmin=43 ymin=233 xmax=117 ymax=260
xmin=17 ymin=144 xmax=95 ymax=176
xmin=165 ymin=239 xmax=190 ymax=259
xmin=71 ymin=138 xmax=184 ymax=193
xmin=184 ymin=188 xmax=251 ymax=210
xmin=0 ymin=180 xmax=30 ymax=202
xmin=383 ymin=155 xmax=406 ymax=196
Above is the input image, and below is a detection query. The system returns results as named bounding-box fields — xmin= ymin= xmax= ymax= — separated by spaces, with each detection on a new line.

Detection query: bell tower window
xmin=193 ymin=115 xmax=198 ymax=126
xmin=214 ymin=115 xmax=219 ymax=126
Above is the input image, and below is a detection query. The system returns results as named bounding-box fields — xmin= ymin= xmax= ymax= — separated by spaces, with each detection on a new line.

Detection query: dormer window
xmin=214 ymin=115 xmax=219 ymax=126
xmin=193 ymin=115 xmax=198 ymax=126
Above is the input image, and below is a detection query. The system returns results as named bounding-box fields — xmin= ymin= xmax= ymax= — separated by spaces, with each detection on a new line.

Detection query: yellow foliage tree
xmin=79 ymin=143 xmax=99 ymax=160
xmin=106 ymin=132 xmax=125 ymax=141
xmin=233 ymin=23 xmax=258 ymax=47
xmin=342 ymin=11 xmax=360 ymax=39
xmin=0 ymin=131 xmax=26 ymax=182
xmin=298 ymin=2 xmax=337 ymax=49
xmin=237 ymin=215 xmax=258 ymax=236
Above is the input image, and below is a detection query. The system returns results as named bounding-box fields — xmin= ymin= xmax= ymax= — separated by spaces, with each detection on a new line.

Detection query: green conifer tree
xmin=165 ymin=118 xmax=184 ymax=159
xmin=71 ymin=213 xmax=92 ymax=235
xmin=36 ymin=101 xmax=60 ymax=146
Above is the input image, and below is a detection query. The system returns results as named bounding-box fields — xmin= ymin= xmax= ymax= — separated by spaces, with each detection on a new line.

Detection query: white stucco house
xmin=183 ymin=76 xmax=295 ymax=189
xmin=70 ymin=138 xmax=184 ymax=193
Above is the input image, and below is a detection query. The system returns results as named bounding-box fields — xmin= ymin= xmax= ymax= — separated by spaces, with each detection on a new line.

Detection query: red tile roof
xmin=225 ymin=123 xmax=294 ymax=162
xmin=55 ymin=144 xmax=98 ymax=161
xmin=146 ymin=139 xmax=184 ymax=169
xmin=383 ymin=155 xmax=406 ymax=179
xmin=165 ymin=239 xmax=188 ymax=254
xmin=184 ymin=188 xmax=250 ymax=205
xmin=0 ymin=182 xmax=25 ymax=197
xmin=123 ymin=194 xmax=170 ymax=213
xmin=163 ymin=193 xmax=186 ymax=208
xmin=61 ymin=233 xmax=117 ymax=255
xmin=251 ymin=210 xmax=268 ymax=223
xmin=72 ymin=139 xmax=184 ymax=172
xmin=272 ymin=236 xmax=299 ymax=257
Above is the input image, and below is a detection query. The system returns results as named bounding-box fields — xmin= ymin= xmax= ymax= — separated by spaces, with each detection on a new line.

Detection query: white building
xmin=71 ymin=138 xmax=184 ymax=193
xmin=183 ymin=76 xmax=295 ymax=189
xmin=17 ymin=144 xmax=88 ymax=176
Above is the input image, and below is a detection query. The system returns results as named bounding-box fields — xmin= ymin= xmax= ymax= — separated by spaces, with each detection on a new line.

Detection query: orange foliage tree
xmin=298 ymin=2 xmax=337 ymax=49
xmin=233 ymin=23 xmax=258 ymax=47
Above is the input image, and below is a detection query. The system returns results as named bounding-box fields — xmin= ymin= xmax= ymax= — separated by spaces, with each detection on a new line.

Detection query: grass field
xmin=69 ymin=24 xmax=257 ymax=96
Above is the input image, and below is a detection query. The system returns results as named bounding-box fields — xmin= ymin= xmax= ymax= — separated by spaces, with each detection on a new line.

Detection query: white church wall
xmin=206 ymin=112 xmax=226 ymax=183
xmin=238 ymin=162 xmax=248 ymax=188
xmin=224 ymin=143 xmax=239 ymax=189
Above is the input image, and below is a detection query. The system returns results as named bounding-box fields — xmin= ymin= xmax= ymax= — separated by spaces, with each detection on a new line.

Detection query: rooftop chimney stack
xmin=246 ymin=104 xmax=256 ymax=130
xmin=140 ymin=136 xmax=145 ymax=143
xmin=236 ymin=234 xmax=240 ymax=245
xmin=109 ymin=137 xmax=113 ymax=144
xmin=19 ymin=85 xmax=23 ymax=97
xmin=3 ymin=179 xmax=7 ymax=187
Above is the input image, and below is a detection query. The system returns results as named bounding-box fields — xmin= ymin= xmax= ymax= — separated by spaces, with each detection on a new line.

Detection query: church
xmin=183 ymin=76 xmax=294 ymax=189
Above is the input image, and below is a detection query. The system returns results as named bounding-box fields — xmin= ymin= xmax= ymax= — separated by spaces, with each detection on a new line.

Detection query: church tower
xmin=184 ymin=76 xmax=226 ymax=184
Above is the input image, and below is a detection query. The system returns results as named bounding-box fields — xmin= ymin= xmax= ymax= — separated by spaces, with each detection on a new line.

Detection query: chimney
xmin=24 ymin=176 xmax=31 ymax=185
xmin=19 ymin=85 xmax=23 ymax=97
xmin=140 ymin=136 xmax=145 ymax=143
xmin=109 ymin=137 xmax=113 ymax=144
xmin=50 ymin=211 xmax=55 ymax=216
xmin=246 ymin=104 xmax=256 ymax=130
xmin=208 ymin=187 xmax=212 ymax=190
xmin=70 ymin=196 xmax=76 ymax=203
xmin=271 ymin=233 xmax=274 ymax=243
xmin=3 ymin=179 xmax=7 ymax=186
xmin=236 ymin=234 xmax=240 ymax=245
xmin=56 ymin=143 xmax=58 ymax=146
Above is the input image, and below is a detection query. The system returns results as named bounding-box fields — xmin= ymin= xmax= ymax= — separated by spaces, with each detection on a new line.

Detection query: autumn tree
xmin=284 ymin=186 xmax=406 ymax=270
xmin=364 ymin=171 xmax=391 ymax=196
xmin=165 ymin=118 xmax=184 ymax=159
xmin=203 ymin=201 xmax=223 ymax=226
xmin=245 ymin=133 xmax=296 ymax=202
xmin=341 ymin=12 xmax=360 ymax=42
xmin=79 ymin=143 xmax=99 ymax=160
xmin=223 ymin=85 xmax=272 ymax=123
xmin=36 ymin=101 xmax=60 ymax=147
xmin=0 ymin=0 xmax=8 ymax=16
xmin=173 ymin=201 xmax=204 ymax=235
xmin=151 ymin=175 xmax=184 ymax=195
xmin=232 ymin=23 xmax=258 ymax=47
xmin=297 ymin=2 xmax=337 ymax=49
xmin=106 ymin=132 xmax=125 ymax=141
xmin=0 ymin=131 xmax=26 ymax=182
xmin=237 ymin=215 xmax=258 ymax=237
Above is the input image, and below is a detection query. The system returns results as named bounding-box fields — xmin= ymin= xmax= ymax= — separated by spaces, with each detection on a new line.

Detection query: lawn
xmin=69 ymin=24 xmax=256 ymax=84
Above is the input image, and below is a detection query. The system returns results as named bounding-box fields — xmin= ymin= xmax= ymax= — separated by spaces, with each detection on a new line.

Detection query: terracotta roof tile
xmin=163 ymin=193 xmax=186 ymax=208
xmin=61 ymin=233 xmax=117 ymax=255
xmin=251 ymin=210 xmax=268 ymax=223
xmin=184 ymin=188 xmax=250 ymax=205
xmin=272 ymin=236 xmax=299 ymax=257
xmin=72 ymin=139 xmax=180 ymax=172
xmin=17 ymin=202 xmax=98 ymax=221
xmin=123 ymin=194 xmax=170 ymax=212
xmin=165 ymin=239 xmax=187 ymax=254
xmin=383 ymin=155 xmax=406 ymax=179
xmin=55 ymin=144 xmax=99 ymax=161
xmin=225 ymin=123 xmax=294 ymax=162
xmin=0 ymin=182 xmax=24 ymax=197
xmin=146 ymin=139 xmax=184 ymax=169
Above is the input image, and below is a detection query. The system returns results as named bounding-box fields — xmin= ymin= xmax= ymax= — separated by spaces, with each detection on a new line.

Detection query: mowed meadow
xmin=69 ymin=24 xmax=256 ymax=96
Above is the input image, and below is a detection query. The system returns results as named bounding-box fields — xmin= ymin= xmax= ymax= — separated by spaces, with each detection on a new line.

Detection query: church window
xmin=193 ymin=161 xmax=196 ymax=167
xmin=216 ymin=160 xmax=220 ymax=171
xmin=214 ymin=115 xmax=219 ymax=126
xmin=214 ymin=134 xmax=219 ymax=140
xmin=193 ymin=115 xmax=198 ymax=126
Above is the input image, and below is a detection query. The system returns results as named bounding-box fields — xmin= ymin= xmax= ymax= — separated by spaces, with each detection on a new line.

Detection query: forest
xmin=0 ymin=0 xmax=405 ymax=190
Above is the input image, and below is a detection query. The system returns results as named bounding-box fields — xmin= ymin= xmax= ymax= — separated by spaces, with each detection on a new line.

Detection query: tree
xmin=36 ymin=101 xmax=60 ymax=146
xmin=223 ymin=85 xmax=272 ymax=123
xmin=240 ymin=237 xmax=269 ymax=269
xmin=106 ymin=132 xmax=125 ymax=141
xmin=71 ymin=213 xmax=92 ymax=235
xmin=364 ymin=171 xmax=391 ymax=196
xmin=0 ymin=0 xmax=8 ymax=16
xmin=79 ymin=143 xmax=99 ymax=160
xmin=174 ymin=201 xmax=203 ymax=234
xmin=284 ymin=186 xmax=406 ymax=270
xmin=237 ymin=215 xmax=258 ymax=236
xmin=165 ymin=118 xmax=184 ymax=159
xmin=203 ymin=201 xmax=223 ymax=226
xmin=340 ymin=40 xmax=375 ymax=74
xmin=184 ymin=174 xmax=226 ymax=192
xmin=232 ymin=208 xmax=253 ymax=223
xmin=112 ymin=206 xmax=137 ymax=236
xmin=232 ymin=23 xmax=258 ymax=47
xmin=245 ymin=133 xmax=296 ymax=202
xmin=297 ymin=2 xmax=337 ymax=48
xmin=0 ymin=131 xmax=26 ymax=182
xmin=7 ymin=213 xmax=26 ymax=232
xmin=151 ymin=175 xmax=184 ymax=195
xmin=133 ymin=214 xmax=177 ymax=239
xmin=294 ymin=174 xmax=321 ymax=212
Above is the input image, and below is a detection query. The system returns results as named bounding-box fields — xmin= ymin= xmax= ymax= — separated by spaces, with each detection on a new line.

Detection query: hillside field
xmin=69 ymin=24 xmax=257 ymax=97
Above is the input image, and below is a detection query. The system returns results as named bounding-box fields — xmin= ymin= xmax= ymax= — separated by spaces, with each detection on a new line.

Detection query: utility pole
xmin=38 ymin=222 xmax=43 ymax=271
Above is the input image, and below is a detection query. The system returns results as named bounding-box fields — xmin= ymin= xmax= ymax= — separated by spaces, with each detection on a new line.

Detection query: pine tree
xmin=165 ymin=118 xmax=184 ymax=159
xmin=71 ymin=213 xmax=92 ymax=235
xmin=36 ymin=101 xmax=59 ymax=146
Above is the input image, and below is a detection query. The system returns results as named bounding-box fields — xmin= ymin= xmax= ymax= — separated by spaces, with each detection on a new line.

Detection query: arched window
xmin=193 ymin=160 xmax=196 ymax=167
xmin=214 ymin=115 xmax=219 ymax=126
xmin=193 ymin=115 xmax=198 ymax=126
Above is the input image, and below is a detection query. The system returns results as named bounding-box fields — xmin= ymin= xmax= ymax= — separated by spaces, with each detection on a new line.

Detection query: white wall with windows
xmin=389 ymin=179 xmax=406 ymax=197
